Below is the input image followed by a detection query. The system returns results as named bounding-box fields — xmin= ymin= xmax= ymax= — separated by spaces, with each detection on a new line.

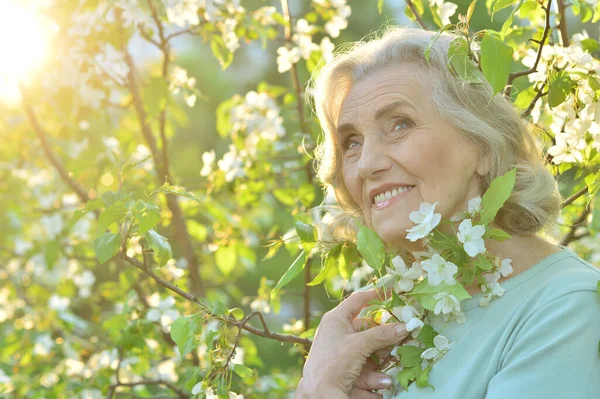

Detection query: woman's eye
xmin=391 ymin=118 xmax=412 ymax=132
xmin=343 ymin=137 xmax=361 ymax=151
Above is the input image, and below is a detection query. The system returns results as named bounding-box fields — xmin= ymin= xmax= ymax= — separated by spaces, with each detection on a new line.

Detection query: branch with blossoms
xmin=504 ymin=0 xmax=553 ymax=98
xmin=120 ymin=251 xmax=311 ymax=347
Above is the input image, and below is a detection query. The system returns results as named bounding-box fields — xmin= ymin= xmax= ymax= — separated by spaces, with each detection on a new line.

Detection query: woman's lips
xmin=372 ymin=186 xmax=414 ymax=210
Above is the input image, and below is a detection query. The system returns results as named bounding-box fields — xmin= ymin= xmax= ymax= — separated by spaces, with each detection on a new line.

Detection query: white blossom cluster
xmin=169 ymin=66 xmax=198 ymax=107
xmin=165 ymin=0 xmax=244 ymax=53
xmin=201 ymin=90 xmax=286 ymax=181
xmin=276 ymin=1 xmax=344 ymax=73
xmin=520 ymin=31 xmax=600 ymax=164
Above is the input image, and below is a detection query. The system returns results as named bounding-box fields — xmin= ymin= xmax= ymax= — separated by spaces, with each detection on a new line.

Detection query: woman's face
xmin=337 ymin=65 xmax=488 ymax=251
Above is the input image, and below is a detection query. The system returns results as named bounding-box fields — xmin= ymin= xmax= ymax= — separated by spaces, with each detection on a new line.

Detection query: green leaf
xmin=596 ymin=280 xmax=600 ymax=296
xmin=210 ymin=35 xmax=233 ymax=70
xmin=499 ymin=0 xmax=524 ymax=38
xmin=392 ymin=290 xmax=406 ymax=307
xmin=514 ymin=86 xmax=537 ymax=109
xmin=481 ymin=31 xmax=513 ymax=95
xmin=357 ymin=224 xmax=385 ymax=270
xmin=416 ymin=324 xmax=438 ymax=348
xmin=518 ymin=0 xmax=539 ymax=18
xmin=308 ymin=245 xmax=341 ymax=286
xmin=473 ymin=254 xmax=493 ymax=271
xmin=396 ymin=345 xmax=425 ymax=368
xmin=228 ymin=307 xmax=244 ymax=320
xmin=448 ymin=37 xmax=485 ymax=83
xmin=479 ymin=167 xmax=517 ymax=225
xmin=569 ymin=0 xmax=580 ymax=14
xmin=215 ymin=246 xmax=237 ymax=277
xmin=263 ymin=240 xmax=283 ymax=261
xmin=378 ymin=0 xmax=384 ymax=14
xmin=397 ymin=365 xmax=421 ymax=389
xmin=232 ymin=363 xmax=253 ymax=379
xmin=135 ymin=200 xmax=161 ymax=235
xmin=416 ymin=364 xmax=434 ymax=389
xmin=295 ymin=221 xmax=317 ymax=243
xmin=410 ymin=280 xmax=471 ymax=311
xmin=171 ymin=316 xmax=197 ymax=358
xmin=154 ymin=182 xmax=203 ymax=204
xmin=484 ymin=227 xmax=512 ymax=241
xmin=211 ymin=300 xmax=229 ymax=316
xmin=466 ymin=0 xmax=478 ymax=23
xmin=93 ymin=232 xmax=121 ymax=264
xmin=145 ymin=229 xmax=172 ymax=266
xmin=271 ymin=250 xmax=307 ymax=300
xmin=425 ymin=25 xmax=452 ymax=62
xmin=430 ymin=230 xmax=458 ymax=251
xmin=548 ymin=71 xmax=575 ymax=108
xmin=590 ymin=197 xmax=600 ymax=234
xmin=97 ymin=200 xmax=127 ymax=235
xmin=492 ymin=0 xmax=518 ymax=19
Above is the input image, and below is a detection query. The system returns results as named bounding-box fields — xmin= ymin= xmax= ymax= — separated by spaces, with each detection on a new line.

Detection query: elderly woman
xmin=294 ymin=27 xmax=600 ymax=398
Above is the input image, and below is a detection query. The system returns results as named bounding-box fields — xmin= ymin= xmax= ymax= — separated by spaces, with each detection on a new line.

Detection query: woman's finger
xmin=351 ymin=317 xmax=378 ymax=332
xmin=352 ymin=322 xmax=408 ymax=353
xmin=354 ymin=369 xmax=394 ymax=391
xmin=337 ymin=287 xmax=393 ymax=321
xmin=349 ymin=387 xmax=384 ymax=399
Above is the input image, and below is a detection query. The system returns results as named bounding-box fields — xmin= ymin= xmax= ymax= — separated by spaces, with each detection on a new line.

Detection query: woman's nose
xmin=357 ymin=133 xmax=392 ymax=179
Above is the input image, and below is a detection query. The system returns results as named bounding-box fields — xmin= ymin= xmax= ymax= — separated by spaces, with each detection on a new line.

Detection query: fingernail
xmin=395 ymin=324 xmax=406 ymax=336
xmin=378 ymin=376 xmax=392 ymax=387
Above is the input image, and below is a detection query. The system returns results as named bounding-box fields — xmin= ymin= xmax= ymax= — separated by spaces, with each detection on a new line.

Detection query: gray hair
xmin=310 ymin=26 xmax=562 ymax=239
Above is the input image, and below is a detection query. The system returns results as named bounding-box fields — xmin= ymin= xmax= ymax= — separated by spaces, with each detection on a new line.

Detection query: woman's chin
xmin=375 ymin=226 xmax=424 ymax=252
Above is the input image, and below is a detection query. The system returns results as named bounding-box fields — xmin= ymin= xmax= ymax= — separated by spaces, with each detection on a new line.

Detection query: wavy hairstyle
xmin=310 ymin=26 xmax=562 ymax=239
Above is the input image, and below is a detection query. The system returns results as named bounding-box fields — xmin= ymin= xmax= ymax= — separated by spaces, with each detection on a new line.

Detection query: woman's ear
xmin=476 ymin=151 xmax=491 ymax=177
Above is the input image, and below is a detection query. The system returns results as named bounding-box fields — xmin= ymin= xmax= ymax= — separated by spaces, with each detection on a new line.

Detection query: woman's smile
xmin=372 ymin=185 xmax=414 ymax=210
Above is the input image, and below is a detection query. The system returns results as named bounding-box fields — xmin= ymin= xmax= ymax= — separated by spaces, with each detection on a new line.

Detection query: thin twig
xmin=19 ymin=86 xmax=93 ymax=206
xmin=560 ymin=206 xmax=590 ymax=246
xmin=504 ymin=0 xmax=553 ymax=97
xmin=561 ymin=186 xmax=589 ymax=209
xmin=121 ymin=253 xmax=312 ymax=346
xmin=556 ymin=0 xmax=570 ymax=46
xmin=405 ymin=0 xmax=428 ymax=29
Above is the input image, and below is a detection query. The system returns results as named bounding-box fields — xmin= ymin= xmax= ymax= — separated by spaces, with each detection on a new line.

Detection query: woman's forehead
xmin=337 ymin=67 xmax=430 ymax=125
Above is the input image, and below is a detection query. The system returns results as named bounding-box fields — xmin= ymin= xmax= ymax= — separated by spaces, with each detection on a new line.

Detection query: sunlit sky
xmin=0 ymin=1 xmax=53 ymax=104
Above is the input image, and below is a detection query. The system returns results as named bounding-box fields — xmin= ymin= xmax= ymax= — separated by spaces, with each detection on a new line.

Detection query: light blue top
xmin=396 ymin=246 xmax=600 ymax=398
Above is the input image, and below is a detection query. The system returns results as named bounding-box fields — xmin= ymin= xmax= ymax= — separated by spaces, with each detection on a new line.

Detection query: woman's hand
xmin=295 ymin=288 xmax=409 ymax=399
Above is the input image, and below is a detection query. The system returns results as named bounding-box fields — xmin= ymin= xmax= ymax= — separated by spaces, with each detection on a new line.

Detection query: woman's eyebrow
xmin=336 ymin=100 xmax=415 ymax=137
xmin=374 ymin=100 xmax=414 ymax=120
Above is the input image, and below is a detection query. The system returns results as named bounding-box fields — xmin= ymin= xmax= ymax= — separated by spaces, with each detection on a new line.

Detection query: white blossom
xmin=386 ymin=256 xmax=422 ymax=292
xmin=146 ymin=294 xmax=180 ymax=332
xmin=406 ymin=202 xmax=442 ymax=242
xmin=276 ymin=46 xmax=301 ymax=73
xmin=165 ymin=0 xmax=202 ymax=27
xmin=250 ymin=298 xmax=271 ymax=313
xmin=217 ymin=144 xmax=247 ymax=182
xmin=547 ymin=134 xmax=587 ymax=164
xmin=496 ymin=257 xmax=513 ymax=277
xmin=457 ymin=219 xmax=486 ymax=257
xmin=468 ymin=196 xmax=482 ymax=214
xmin=200 ymin=150 xmax=216 ymax=176
xmin=34 ymin=334 xmax=54 ymax=356
xmin=480 ymin=282 xmax=506 ymax=307
xmin=433 ymin=292 xmax=461 ymax=315
xmin=421 ymin=254 xmax=457 ymax=286
xmin=421 ymin=334 xmax=451 ymax=362
xmin=48 ymin=294 xmax=70 ymax=311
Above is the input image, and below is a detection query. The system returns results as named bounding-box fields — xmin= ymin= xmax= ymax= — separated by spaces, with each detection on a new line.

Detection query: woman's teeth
xmin=374 ymin=186 xmax=413 ymax=204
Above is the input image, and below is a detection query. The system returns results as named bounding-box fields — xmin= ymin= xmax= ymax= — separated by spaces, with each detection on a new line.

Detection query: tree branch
xmin=504 ymin=0 xmax=552 ymax=97
xmin=121 ymin=253 xmax=312 ymax=347
xmin=561 ymin=185 xmax=589 ymax=209
xmin=123 ymin=51 xmax=205 ymax=296
xmin=20 ymin=86 xmax=91 ymax=204
xmin=556 ymin=0 xmax=570 ymax=47
xmin=405 ymin=0 xmax=428 ymax=30
xmin=560 ymin=206 xmax=590 ymax=246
